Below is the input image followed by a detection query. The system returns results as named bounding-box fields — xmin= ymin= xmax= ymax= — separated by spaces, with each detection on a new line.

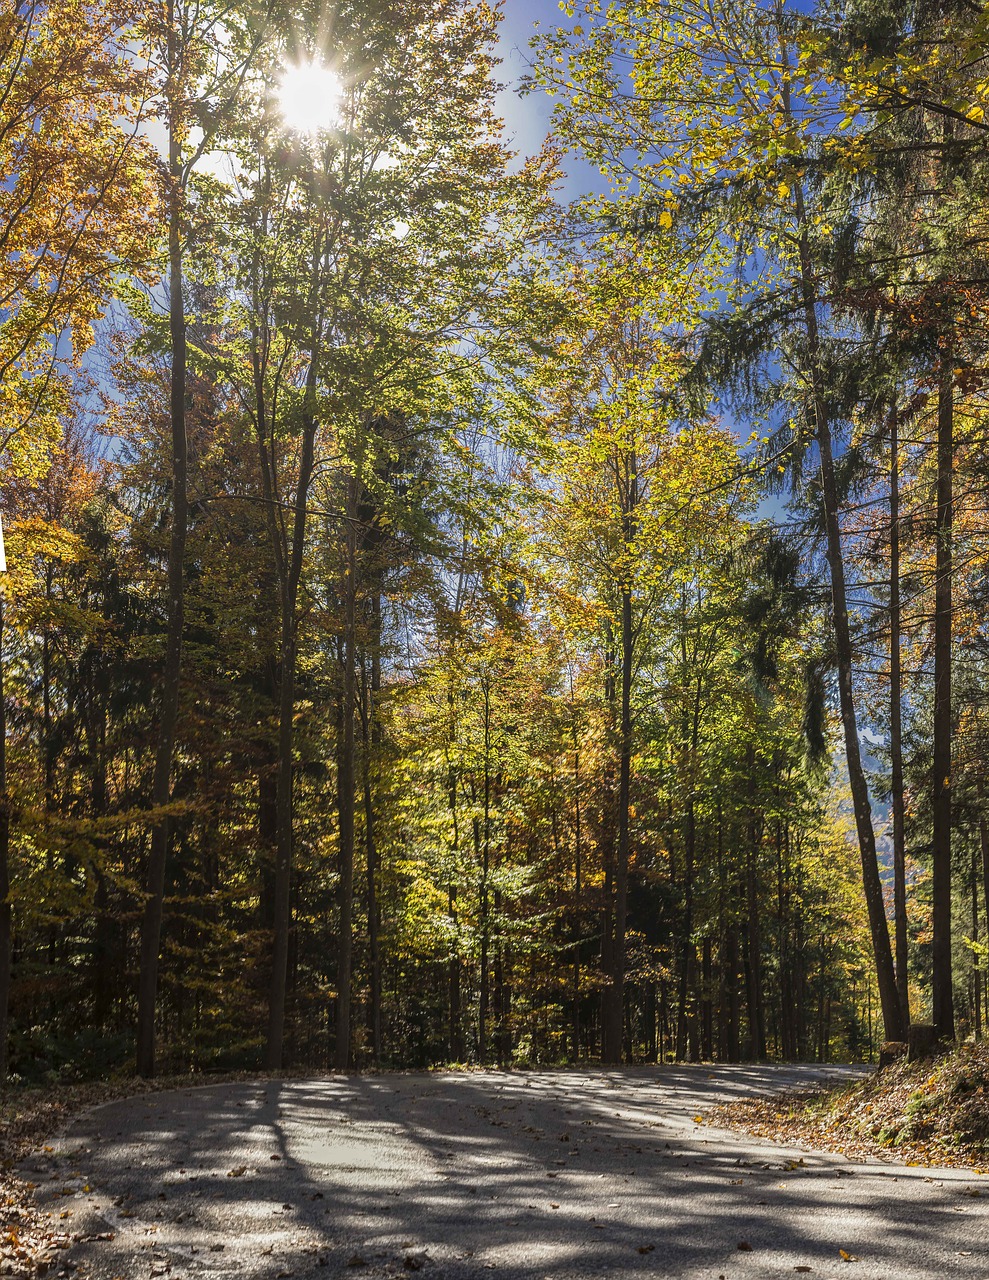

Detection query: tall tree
xmin=135 ymin=0 xmax=270 ymax=1079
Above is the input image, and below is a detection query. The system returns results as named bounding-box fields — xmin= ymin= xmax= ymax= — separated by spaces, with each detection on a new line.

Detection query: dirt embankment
xmin=716 ymin=1043 xmax=989 ymax=1171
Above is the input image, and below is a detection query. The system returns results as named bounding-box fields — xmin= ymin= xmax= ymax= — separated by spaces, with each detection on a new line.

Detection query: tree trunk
xmin=676 ymin=794 xmax=695 ymax=1062
xmin=889 ymin=410 xmax=910 ymax=1027
xmin=137 ymin=77 xmax=187 ymax=1078
xmin=364 ymin=769 xmax=382 ymax=1064
xmin=602 ymin=586 xmax=633 ymax=1064
xmin=446 ymin=723 xmax=463 ymax=1062
xmin=931 ymin=354 xmax=954 ymax=1043
xmin=792 ymin=191 xmax=905 ymax=1044
xmin=0 ymin=600 xmax=11 ymax=1081
xmin=476 ymin=813 xmax=489 ymax=1063
xmin=745 ymin=851 xmax=765 ymax=1059
xmin=572 ymin=704 xmax=582 ymax=1062
xmin=334 ymin=471 xmax=359 ymax=1072
xmin=266 ymin=621 xmax=297 ymax=1068
xmin=777 ymin=51 xmax=905 ymax=1044
xmin=701 ymin=936 xmax=713 ymax=1061
xmin=980 ymin=808 xmax=989 ymax=986
xmin=363 ymin=592 xmax=383 ymax=1064
xmin=263 ymin=403 xmax=317 ymax=1068
xmin=972 ymin=847 xmax=981 ymax=1040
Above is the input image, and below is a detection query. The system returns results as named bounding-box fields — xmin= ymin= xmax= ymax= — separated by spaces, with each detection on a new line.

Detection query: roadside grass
xmin=715 ymin=1042 xmax=989 ymax=1170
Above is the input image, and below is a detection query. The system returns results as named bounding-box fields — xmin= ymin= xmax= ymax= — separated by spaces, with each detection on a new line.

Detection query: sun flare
xmin=275 ymin=60 xmax=343 ymax=135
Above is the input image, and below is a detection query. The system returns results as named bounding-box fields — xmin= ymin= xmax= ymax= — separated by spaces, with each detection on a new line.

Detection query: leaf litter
xmin=713 ymin=1042 xmax=989 ymax=1172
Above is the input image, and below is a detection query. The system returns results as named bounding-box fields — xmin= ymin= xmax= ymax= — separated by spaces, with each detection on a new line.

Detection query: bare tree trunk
xmin=675 ymin=795 xmax=695 ymax=1062
xmin=263 ymin=398 xmax=317 ymax=1069
xmin=602 ymin=585 xmax=632 ymax=1063
xmin=599 ymin=632 xmax=615 ymax=1061
xmin=745 ymin=849 xmax=765 ymax=1059
xmin=266 ymin=621 xmax=297 ymax=1067
xmin=137 ymin=70 xmax=187 ymax=1077
xmin=362 ymin=801 xmax=381 ymax=1048
xmin=931 ymin=354 xmax=955 ymax=1043
xmin=972 ymin=847 xmax=981 ymax=1040
xmin=0 ymin=600 xmax=11 ymax=1081
xmin=778 ymin=50 xmax=905 ymax=1045
xmin=358 ymin=554 xmax=384 ymax=1065
xmin=603 ymin=441 xmax=637 ymax=1064
xmin=334 ymin=471 xmax=359 ymax=1072
xmin=794 ymin=202 xmax=905 ymax=1042
xmin=572 ymin=701 xmax=582 ymax=1062
xmin=476 ymin=815 xmax=488 ymax=1062
xmin=889 ymin=410 xmax=910 ymax=1027
xmin=446 ymin=710 xmax=463 ymax=1061
xmin=478 ymin=677 xmax=492 ymax=1064
xmin=980 ymin=806 xmax=989 ymax=977
xmin=701 ymin=936 xmax=713 ymax=1061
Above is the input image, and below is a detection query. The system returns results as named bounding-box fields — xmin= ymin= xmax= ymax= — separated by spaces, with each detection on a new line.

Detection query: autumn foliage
xmin=0 ymin=0 xmax=985 ymax=1080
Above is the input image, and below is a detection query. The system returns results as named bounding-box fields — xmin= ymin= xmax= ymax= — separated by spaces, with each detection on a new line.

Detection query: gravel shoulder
xmin=19 ymin=1065 xmax=989 ymax=1280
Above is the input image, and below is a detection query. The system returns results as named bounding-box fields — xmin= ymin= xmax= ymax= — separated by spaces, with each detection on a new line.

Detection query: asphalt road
xmin=23 ymin=1066 xmax=989 ymax=1280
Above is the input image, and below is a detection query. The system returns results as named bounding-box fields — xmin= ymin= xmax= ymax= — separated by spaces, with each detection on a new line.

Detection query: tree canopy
xmin=0 ymin=0 xmax=986 ymax=1078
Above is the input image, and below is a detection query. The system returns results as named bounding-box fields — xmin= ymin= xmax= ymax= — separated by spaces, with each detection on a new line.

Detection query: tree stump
xmin=879 ymin=1040 xmax=907 ymax=1068
xmin=907 ymin=1023 xmax=937 ymax=1061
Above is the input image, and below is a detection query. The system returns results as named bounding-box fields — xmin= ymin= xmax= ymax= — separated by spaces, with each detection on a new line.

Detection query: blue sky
xmin=496 ymin=0 xmax=607 ymax=198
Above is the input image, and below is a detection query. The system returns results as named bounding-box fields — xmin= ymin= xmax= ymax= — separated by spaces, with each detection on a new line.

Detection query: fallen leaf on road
xmin=227 ymin=1166 xmax=247 ymax=1178
xmin=839 ymin=1249 xmax=858 ymax=1262
xmin=637 ymin=1244 xmax=655 ymax=1254
xmin=794 ymin=1268 xmax=812 ymax=1273
xmin=737 ymin=1241 xmax=753 ymax=1251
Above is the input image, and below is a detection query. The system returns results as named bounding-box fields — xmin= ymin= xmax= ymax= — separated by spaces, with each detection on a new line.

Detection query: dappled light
xmin=25 ymin=1069 xmax=986 ymax=1279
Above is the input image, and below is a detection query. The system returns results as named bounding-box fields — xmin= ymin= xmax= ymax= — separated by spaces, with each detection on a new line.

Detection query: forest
xmin=0 ymin=0 xmax=987 ymax=1082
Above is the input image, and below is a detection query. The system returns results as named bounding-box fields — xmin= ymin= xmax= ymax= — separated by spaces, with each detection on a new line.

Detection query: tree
xmin=134 ymin=0 xmax=273 ymax=1079
xmin=532 ymin=0 xmax=910 ymax=1041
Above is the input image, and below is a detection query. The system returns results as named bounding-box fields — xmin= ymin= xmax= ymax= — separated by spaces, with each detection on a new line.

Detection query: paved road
xmin=24 ymin=1066 xmax=989 ymax=1280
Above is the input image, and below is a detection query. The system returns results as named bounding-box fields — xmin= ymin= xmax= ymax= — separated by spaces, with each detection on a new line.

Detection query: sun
xmin=275 ymin=60 xmax=343 ymax=136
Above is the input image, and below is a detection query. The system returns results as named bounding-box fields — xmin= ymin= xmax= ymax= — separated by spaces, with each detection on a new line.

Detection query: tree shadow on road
xmin=26 ymin=1066 xmax=984 ymax=1279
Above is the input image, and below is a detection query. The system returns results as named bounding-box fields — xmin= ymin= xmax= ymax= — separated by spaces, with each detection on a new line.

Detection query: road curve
xmin=23 ymin=1066 xmax=989 ymax=1280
